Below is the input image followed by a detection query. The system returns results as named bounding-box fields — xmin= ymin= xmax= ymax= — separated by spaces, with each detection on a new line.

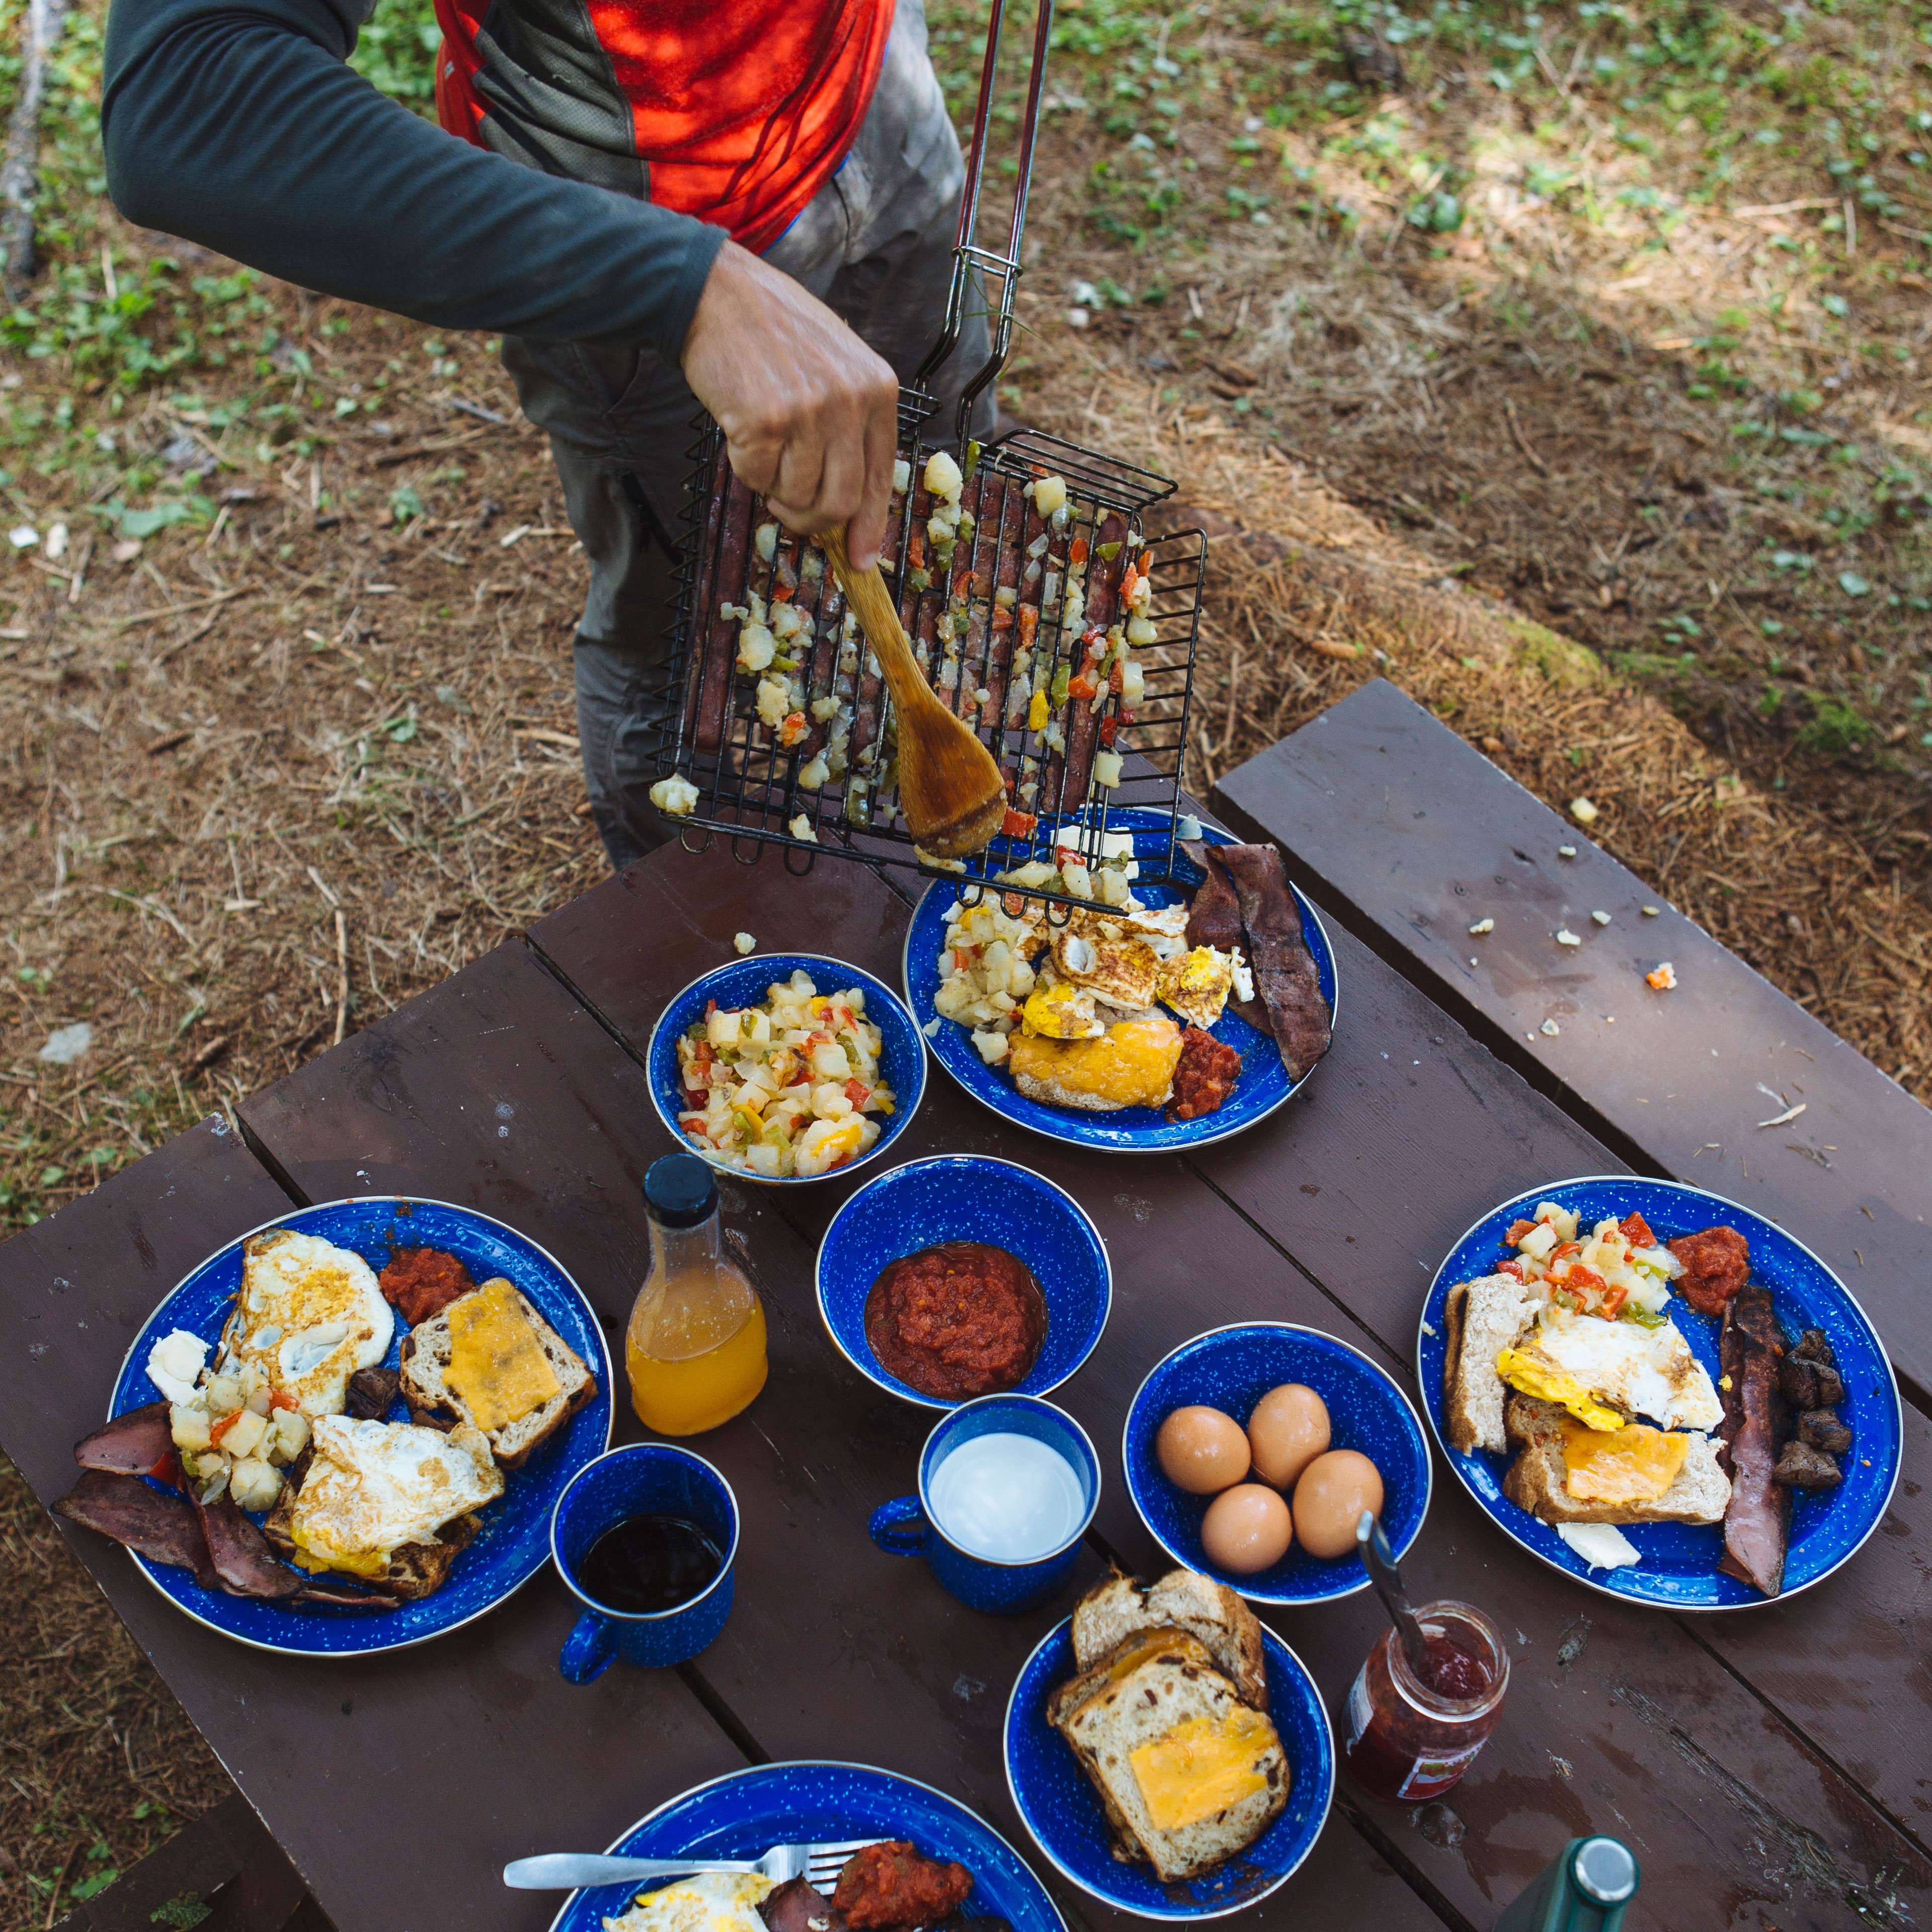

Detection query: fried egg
xmin=286 ymin=1414 xmax=502 ymax=1577
xmin=604 ymin=1873 xmax=776 ymax=1932
xmin=1511 ymin=1309 xmax=1723 ymax=1433
xmin=219 ymin=1229 xmax=394 ymax=1418
xmin=1022 ymin=979 xmax=1105 ymax=1039
xmin=1158 ymin=945 xmax=1236 ymax=1028
xmin=1053 ymin=925 xmax=1163 ymax=1011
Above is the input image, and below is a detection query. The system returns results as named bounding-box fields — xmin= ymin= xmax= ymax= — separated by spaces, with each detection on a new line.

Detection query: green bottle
xmin=1495 ymin=1837 xmax=1639 ymax=1932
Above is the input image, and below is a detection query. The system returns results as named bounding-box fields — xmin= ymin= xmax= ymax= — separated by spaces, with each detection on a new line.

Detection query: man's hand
xmin=681 ymin=239 xmax=900 ymax=571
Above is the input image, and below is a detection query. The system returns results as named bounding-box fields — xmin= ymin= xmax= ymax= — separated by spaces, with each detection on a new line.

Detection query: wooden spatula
xmin=821 ymin=526 xmax=1008 ymax=859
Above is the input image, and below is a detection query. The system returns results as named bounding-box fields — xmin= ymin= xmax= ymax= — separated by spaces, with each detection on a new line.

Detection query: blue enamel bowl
xmin=1124 ymin=1323 xmax=1430 ymax=1604
xmin=1004 ymin=1617 xmax=1334 ymax=1919
xmin=545 ymin=1761 xmax=1067 ymax=1932
xmin=106 ymin=1196 xmax=612 ymax=1656
xmin=818 ymin=1155 xmax=1111 ymax=1410
xmin=647 ymin=952 xmax=926 ymax=1185
xmin=902 ymin=806 xmax=1337 ymax=1154
xmin=1419 ymin=1175 xmax=1904 ymax=1610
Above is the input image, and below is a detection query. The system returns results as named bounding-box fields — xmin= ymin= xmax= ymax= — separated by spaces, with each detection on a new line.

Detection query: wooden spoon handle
xmin=819 ymin=527 xmax=939 ymax=721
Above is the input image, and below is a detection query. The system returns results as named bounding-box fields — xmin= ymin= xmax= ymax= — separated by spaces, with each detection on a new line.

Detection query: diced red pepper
xmin=1504 ymin=1218 xmax=1536 ymax=1246
xmin=1619 ymin=1212 xmax=1656 ymax=1248
xmin=1001 ymin=807 xmax=1038 ymax=839
xmin=991 ymin=606 xmax=1013 ymax=631
xmin=1002 ymin=892 xmax=1027 ymax=916
xmin=269 ymin=1388 xmax=301 ymax=1414
xmin=1119 ymin=563 xmax=1140 ymax=607
xmin=1068 ymin=675 xmax=1098 ymax=701
xmin=1098 ymin=716 xmax=1117 ymax=748
xmin=149 ymin=1452 xmax=182 ymax=1486
xmin=1552 ymin=1241 xmax=1581 ymax=1260
xmin=787 ymin=1067 xmax=811 ymax=1086
xmin=1017 ymin=606 xmax=1038 ymax=646
xmin=953 ymin=947 xmax=972 ymax=971
xmin=209 ymin=1408 xmax=244 ymax=1448
xmin=1496 ymin=1258 xmax=1526 ymax=1283
xmin=1598 ymin=1283 xmax=1630 ymax=1317
xmin=908 ymin=529 xmax=925 ymax=568
xmin=1069 ymin=537 xmax=1088 ymax=566
xmin=1567 ymin=1264 xmax=1607 ymax=1293
xmin=770 ymin=583 xmax=793 ymax=604
xmin=1116 ymin=707 xmax=1136 ymax=727
xmin=705 ymin=998 xmax=717 ymax=1016
xmin=843 ymin=1078 xmax=870 ymax=1106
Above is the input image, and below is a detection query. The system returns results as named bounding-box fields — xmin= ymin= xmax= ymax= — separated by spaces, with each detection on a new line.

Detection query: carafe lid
xmin=644 ymin=1153 xmax=717 ymax=1229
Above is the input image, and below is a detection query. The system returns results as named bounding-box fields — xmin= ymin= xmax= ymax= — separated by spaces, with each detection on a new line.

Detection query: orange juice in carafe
xmin=627 ymin=1154 xmax=768 ymax=1436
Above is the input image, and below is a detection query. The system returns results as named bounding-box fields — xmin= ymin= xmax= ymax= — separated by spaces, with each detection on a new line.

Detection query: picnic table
xmin=5 ymin=680 xmax=1927 ymax=1932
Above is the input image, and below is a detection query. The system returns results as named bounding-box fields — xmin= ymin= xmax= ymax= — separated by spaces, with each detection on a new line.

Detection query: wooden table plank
xmin=0 ymin=1086 xmax=744 ymax=1932
xmin=241 ymin=932 xmax=1442 ymax=1932
xmin=1211 ymin=677 xmax=1932 ymax=1405
xmin=529 ymin=849 xmax=1932 ymax=1930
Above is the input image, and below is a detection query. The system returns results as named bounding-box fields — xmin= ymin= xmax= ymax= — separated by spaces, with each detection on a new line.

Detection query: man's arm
xmin=104 ymin=0 xmax=900 ymax=561
xmin=103 ymin=0 xmax=726 ymax=351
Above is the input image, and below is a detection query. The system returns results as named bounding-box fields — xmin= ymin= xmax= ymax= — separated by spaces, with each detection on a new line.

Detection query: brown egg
xmin=1199 ymin=1483 xmax=1295 ymax=1574
xmin=1156 ymin=1406 xmax=1251 ymax=1495
xmin=1246 ymin=1383 xmax=1331 ymax=1491
xmin=1291 ymin=1448 xmax=1385 ymax=1560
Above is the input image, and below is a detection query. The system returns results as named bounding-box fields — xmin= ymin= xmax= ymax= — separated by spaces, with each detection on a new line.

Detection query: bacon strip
xmin=1046 ymin=511 xmax=1129 ymax=814
xmin=56 ymin=1469 xmax=220 ymax=1590
xmin=693 ymin=471 xmax=755 ymax=755
xmin=73 ymin=1401 xmax=175 ymax=1475
xmin=679 ymin=444 xmax=731 ymax=749
xmin=1213 ymin=843 xmax=1333 ymax=1081
xmin=1717 ymin=1286 xmax=1790 ymax=1598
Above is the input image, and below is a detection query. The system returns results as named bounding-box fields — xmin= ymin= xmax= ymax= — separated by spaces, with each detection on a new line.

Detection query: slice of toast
xmin=1071 ymin=1568 xmax=1268 ymax=1710
xmin=399 ymin=1279 xmax=595 ymax=1471
xmin=1442 ymin=1274 xmax=1538 ymax=1455
xmin=1050 ymin=1632 xmax=1289 ymax=1883
xmin=1501 ymin=1395 xmax=1730 ymax=1525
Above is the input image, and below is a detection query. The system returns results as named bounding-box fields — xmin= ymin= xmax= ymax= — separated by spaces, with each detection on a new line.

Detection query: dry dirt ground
xmin=4 ymin=0 xmax=1930 ymax=1921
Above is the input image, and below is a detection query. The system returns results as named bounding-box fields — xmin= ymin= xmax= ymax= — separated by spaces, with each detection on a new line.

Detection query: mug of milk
xmin=868 ymin=1394 xmax=1099 ymax=1613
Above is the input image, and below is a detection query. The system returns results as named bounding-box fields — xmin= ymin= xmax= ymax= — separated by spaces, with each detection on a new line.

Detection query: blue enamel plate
xmin=1418 ymin=1175 xmax=1903 ymax=1610
xmin=1124 ymin=1323 xmax=1430 ymax=1605
xmin=107 ymin=1197 xmax=612 ymax=1655
xmin=1005 ymin=1618 xmax=1334 ymax=1920
xmin=545 ymin=1761 xmax=1067 ymax=1932
xmin=817 ymin=1155 xmax=1111 ymax=1410
xmin=901 ymin=808 xmax=1336 ymax=1153
xmin=647 ymin=953 xmax=927 ymax=1185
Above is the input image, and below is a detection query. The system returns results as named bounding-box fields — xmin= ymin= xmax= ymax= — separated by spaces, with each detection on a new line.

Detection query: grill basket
xmin=649 ymin=0 xmax=1208 ymax=916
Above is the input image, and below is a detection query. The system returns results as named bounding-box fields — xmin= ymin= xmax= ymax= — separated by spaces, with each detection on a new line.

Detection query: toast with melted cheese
xmin=399 ymin=1278 xmax=595 ymax=1470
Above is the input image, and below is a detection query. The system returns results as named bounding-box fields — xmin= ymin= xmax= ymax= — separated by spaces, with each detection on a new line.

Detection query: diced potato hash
xmin=675 ymin=970 xmax=895 ymax=1177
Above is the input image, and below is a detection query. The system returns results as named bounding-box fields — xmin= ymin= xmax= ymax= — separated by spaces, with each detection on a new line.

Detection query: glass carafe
xmin=625 ymin=1154 xmax=767 ymax=1436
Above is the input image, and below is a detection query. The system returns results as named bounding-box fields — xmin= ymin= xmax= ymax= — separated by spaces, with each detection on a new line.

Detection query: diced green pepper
xmin=962 ymin=440 xmax=982 ymax=483
xmin=1095 ymin=540 xmax=1121 ymax=560
xmin=907 ymin=567 xmax=931 ymax=593
xmin=1050 ymin=665 xmax=1071 ymax=708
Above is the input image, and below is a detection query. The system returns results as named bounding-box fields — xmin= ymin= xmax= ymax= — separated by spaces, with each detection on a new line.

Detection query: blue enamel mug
xmin=868 ymin=1394 xmax=1099 ymax=1614
xmin=550 ymin=1444 xmax=739 ymax=1682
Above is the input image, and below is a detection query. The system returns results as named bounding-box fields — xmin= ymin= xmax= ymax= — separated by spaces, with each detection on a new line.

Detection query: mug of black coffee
xmin=550 ymin=1444 xmax=739 ymax=1681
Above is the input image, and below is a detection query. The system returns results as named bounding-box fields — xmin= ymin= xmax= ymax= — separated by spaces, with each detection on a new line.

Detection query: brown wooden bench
xmin=51 ymin=1791 xmax=328 ymax=1931
xmin=1212 ymin=675 xmax=1932 ymax=1407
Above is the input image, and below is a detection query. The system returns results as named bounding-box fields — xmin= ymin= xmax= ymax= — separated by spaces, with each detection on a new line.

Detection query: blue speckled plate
xmin=1418 ymin=1175 xmax=1904 ymax=1609
xmin=545 ymin=1761 xmax=1067 ymax=1932
xmin=817 ymin=1156 xmax=1111 ymax=1410
xmin=1005 ymin=1617 xmax=1333 ymax=1920
xmin=647 ymin=953 xmax=927 ymax=1185
xmin=1124 ymin=1323 xmax=1430 ymax=1605
xmin=901 ymin=809 xmax=1336 ymax=1153
xmin=108 ymin=1197 xmax=612 ymax=1656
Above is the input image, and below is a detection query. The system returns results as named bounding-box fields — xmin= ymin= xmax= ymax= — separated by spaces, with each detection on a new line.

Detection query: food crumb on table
xmin=1590 ymin=909 xmax=1612 ymax=926
xmin=1642 ymin=904 xmax=1661 ymax=917
xmin=1557 ymin=843 xmax=1577 ymax=858
xmin=1556 ymin=929 xmax=1581 ymax=947
xmin=1540 ymin=1018 xmax=1561 ymax=1036
xmin=1469 ymin=918 xmax=1494 ymax=935
xmin=1647 ymin=961 xmax=1678 ymax=991
xmin=733 ymin=932 xmax=755 ymax=955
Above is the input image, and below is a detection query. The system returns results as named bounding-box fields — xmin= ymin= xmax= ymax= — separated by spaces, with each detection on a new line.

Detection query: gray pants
xmin=501 ymin=0 xmax=993 ymax=870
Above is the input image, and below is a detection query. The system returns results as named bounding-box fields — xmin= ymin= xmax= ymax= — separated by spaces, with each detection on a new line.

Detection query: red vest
xmin=434 ymin=0 xmax=894 ymax=255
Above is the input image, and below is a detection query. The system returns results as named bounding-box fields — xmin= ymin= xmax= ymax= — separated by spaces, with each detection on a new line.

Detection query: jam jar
xmin=1342 ymin=1599 xmax=1508 ymax=1801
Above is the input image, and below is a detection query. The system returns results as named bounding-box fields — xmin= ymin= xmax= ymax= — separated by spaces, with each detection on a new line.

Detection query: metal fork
xmin=503 ymin=1837 xmax=887 ymax=1893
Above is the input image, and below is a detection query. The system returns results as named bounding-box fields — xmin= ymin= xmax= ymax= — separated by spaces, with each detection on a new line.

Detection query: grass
xmin=1 ymin=0 xmax=1929 ymax=1917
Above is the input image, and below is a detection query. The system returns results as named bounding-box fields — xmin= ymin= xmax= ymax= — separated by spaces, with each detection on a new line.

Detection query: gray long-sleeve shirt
xmin=101 ymin=0 xmax=727 ymax=356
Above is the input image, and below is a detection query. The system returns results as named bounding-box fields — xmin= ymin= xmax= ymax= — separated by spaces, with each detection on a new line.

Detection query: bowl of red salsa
xmin=817 ymin=1156 xmax=1112 ymax=1411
